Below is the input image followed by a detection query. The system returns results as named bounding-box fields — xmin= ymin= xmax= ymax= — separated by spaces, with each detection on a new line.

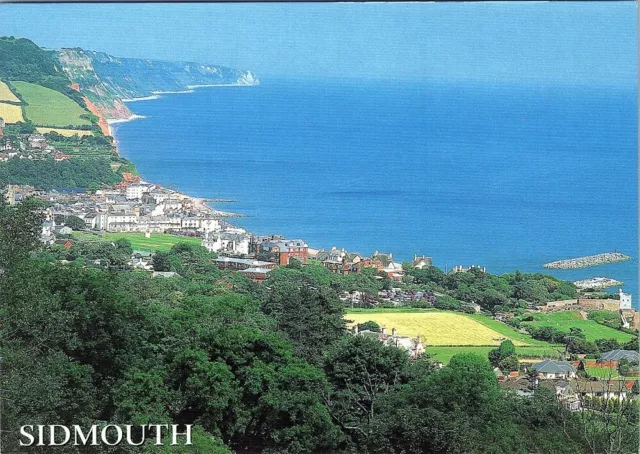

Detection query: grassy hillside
xmin=12 ymin=81 xmax=92 ymax=127
xmin=0 ymin=36 xmax=86 ymax=107
xmin=522 ymin=311 xmax=635 ymax=342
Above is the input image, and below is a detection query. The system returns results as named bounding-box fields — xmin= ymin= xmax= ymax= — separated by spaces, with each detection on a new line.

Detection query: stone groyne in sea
xmin=543 ymin=252 xmax=631 ymax=270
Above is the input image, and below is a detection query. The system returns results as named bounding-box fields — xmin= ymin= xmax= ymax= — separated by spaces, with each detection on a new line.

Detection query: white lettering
xmin=125 ymin=424 xmax=146 ymax=446
xmin=73 ymin=425 xmax=98 ymax=446
xmin=171 ymin=424 xmax=192 ymax=446
xmin=148 ymin=424 xmax=168 ymax=445
xmin=49 ymin=425 xmax=71 ymax=446
xmin=37 ymin=425 xmax=45 ymax=446
xmin=101 ymin=425 xmax=123 ymax=446
xmin=19 ymin=426 xmax=34 ymax=447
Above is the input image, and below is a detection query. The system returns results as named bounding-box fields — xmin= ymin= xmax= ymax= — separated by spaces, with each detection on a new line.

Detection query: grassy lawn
xmin=0 ymin=81 xmax=20 ymax=102
xmin=36 ymin=127 xmax=93 ymax=137
xmin=0 ymin=102 xmax=24 ymax=123
xmin=585 ymin=366 xmax=621 ymax=380
xmin=522 ymin=311 xmax=635 ymax=343
xmin=11 ymin=81 xmax=92 ymax=127
xmin=73 ymin=232 xmax=202 ymax=252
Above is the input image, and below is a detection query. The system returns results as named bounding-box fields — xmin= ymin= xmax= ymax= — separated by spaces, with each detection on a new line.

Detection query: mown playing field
xmin=73 ymin=232 xmax=202 ymax=252
xmin=346 ymin=311 xmax=531 ymax=346
xmin=0 ymin=81 xmax=20 ymax=102
xmin=36 ymin=127 xmax=93 ymax=137
xmin=11 ymin=81 xmax=91 ymax=127
xmin=0 ymin=102 xmax=24 ymax=123
xmin=522 ymin=311 xmax=635 ymax=343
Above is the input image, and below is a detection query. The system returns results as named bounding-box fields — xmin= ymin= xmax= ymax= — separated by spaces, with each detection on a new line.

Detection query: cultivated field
xmin=0 ymin=81 xmax=20 ymax=102
xmin=346 ymin=310 xmax=531 ymax=346
xmin=0 ymin=102 xmax=24 ymax=123
xmin=36 ymin=127 xmax=93 ymax=137
xmin=522 ymin=311 xmax=635 ymax=343
xmin=73 ymin=232 xmax=202 ymax=252
xmin=11 ymin=81 xmax=92 ymax=127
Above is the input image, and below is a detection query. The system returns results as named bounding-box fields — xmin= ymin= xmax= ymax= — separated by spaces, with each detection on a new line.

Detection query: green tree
xmin=323 ymin=336 xmax=411 ymax=446
xmin=262 ymin=272 xmax=345 ymax=364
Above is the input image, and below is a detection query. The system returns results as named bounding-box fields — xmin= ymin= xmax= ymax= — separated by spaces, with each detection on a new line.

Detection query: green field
xmin=73 ymin=232 xmax=202 ymax=252
xmin=426 ymin=346 xmax=561 ymax=364
xmin=522 ymin=311 xmax=635 ymax=342
xmin=345 ymin=308 xmax=561 ymax=362
xmin=11 ymin=81 xmax=92 ymax=127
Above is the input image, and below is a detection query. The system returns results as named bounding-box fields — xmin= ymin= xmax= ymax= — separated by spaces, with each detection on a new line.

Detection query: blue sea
xmin=113 ymin=78 xmax=638 ymax=303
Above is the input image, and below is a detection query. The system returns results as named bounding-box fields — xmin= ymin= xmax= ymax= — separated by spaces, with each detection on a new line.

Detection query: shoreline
xmin=106 ymin=88 xmax=636 ymax=300
xmin=107 ymin=114 xmax=146 ymax=136
xmin=122 ymin=95 xmax=160 ymax=102
xmin=151 ymin=89 xmax=194 ymax=95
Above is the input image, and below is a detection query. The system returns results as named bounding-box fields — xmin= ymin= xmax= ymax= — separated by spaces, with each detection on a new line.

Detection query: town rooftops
xmin=214 ymin=257 xmax=275 ymax=267
xmin=600 ymin=350 xmax=640 ymax=363
xmin=260 ymin=239 xmax=308 ymax=251
xmin=239 ymin=267 xmax=273 ymax=274
xmin=534 ymin=359 xmax=576 ymax=374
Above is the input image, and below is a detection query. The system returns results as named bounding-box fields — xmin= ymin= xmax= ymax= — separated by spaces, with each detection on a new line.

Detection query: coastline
xmin=121 ymin=95 xmax=160 ymax=102
xmin=107 ymin=114 xmax=146 ymax=136
xmin=151 ymin=89 xmax=194 ymax=95
xmin=106 ymin=84 xmax=636 ymax=301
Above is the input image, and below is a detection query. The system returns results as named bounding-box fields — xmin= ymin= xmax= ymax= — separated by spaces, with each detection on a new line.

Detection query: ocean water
xmin=113 ymin=78 xmax=638 ymax=302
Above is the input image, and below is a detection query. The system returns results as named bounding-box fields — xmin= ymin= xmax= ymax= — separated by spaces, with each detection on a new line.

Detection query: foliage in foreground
xmin=0 ymin=198 xmax=638 ymax=453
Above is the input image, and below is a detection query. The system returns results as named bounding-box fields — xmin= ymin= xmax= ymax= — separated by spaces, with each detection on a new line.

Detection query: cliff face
xmin=57 ymin=48 xmax=259 ymax=119
xmin=58 ymin=49 xmax=133 ymax=119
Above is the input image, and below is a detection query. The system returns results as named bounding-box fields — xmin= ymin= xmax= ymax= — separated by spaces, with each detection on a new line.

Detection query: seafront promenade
xmin=543 ymin=252 xmax=631 ymax=270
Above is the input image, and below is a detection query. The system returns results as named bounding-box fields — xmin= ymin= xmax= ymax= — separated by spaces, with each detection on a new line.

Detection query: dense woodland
xmin=0 ymin=157 xmax=121 ymax=190
xmin=1 ymin=198 xmax=638 ymax=453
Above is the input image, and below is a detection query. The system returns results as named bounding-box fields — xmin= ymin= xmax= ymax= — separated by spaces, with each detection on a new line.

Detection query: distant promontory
xmin=57 ymin=48 xmax=259 ymax=120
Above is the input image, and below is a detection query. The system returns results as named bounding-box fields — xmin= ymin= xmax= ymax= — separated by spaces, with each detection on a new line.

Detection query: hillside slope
xmin=57 ymin=48 xmax=259 ymax=119
xmin=0 ymin=37 xmax=87 ymax=108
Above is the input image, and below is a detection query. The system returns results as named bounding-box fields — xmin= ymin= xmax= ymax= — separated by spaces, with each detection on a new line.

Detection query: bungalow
xmin=600 ymin=350 xmax=639 ymax=364
xmin=534 ymin=359 xmax=577 ymax=380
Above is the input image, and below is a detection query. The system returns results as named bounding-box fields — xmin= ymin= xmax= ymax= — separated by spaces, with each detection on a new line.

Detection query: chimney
xmin=380 ymin=327 xmax=386 ymax=335
xmin=353 ymin=324 xmax=359 ymax=334
xmin=392 ymin=328 xmax=397 ymax=337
